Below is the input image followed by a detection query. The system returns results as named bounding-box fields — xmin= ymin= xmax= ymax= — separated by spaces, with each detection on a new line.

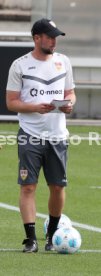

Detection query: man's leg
xmin=45 ymin=185 xmax=65 ymax=251
xmin=19 ymin=184 xmax=37 ymax=223
xmin=19 ymin=183 xmax=38 ymax=253
xmin=48 ymin=185 xmax=65 ymax=217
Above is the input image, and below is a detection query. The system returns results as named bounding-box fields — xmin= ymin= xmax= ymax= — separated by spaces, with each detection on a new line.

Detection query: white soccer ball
xmin=52 ymin=227 xmax=82 ymax=254
xmin=43 ymin=214 xmax=72 ymax=236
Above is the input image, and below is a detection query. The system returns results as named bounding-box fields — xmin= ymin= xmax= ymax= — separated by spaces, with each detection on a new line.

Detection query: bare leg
xmin=19 ymin=184 xmax=37 ymax=223
xmin=48 ymin=185 xmax=66 ymax=216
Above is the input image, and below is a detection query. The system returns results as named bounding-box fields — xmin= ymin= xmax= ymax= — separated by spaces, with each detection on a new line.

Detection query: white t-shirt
xmin=6 ymin=52 xmax=75 ymax=140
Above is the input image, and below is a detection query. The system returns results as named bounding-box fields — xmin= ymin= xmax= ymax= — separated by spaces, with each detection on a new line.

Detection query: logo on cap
xmin=49 ymin=21 xmax=56 ymax=28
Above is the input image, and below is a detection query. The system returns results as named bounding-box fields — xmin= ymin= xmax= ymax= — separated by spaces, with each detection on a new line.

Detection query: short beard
xmin=41 ymin=47 xmax=53 ymax=55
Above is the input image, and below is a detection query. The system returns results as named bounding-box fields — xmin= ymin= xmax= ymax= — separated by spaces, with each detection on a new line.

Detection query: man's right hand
xmin=35 ymin=103 xmax=55 ymax=114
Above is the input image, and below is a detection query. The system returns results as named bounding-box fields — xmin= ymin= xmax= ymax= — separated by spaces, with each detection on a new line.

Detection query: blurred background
xmin=0 ymin=0 xmax=101 ymax=120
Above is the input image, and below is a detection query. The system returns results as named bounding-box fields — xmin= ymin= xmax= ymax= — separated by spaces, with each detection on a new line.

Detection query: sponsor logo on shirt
xmin=30 ymin=88 xmax=62 ymax=97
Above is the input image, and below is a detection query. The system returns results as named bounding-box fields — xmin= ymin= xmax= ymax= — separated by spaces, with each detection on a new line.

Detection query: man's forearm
xmin=64 ymin=89 xmax=76 ymax=105
xmin=6 ymin=98 xmax=38 ymax=113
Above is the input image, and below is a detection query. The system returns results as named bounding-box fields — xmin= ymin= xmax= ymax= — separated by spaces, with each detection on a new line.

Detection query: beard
xmin=41 ymin=47 xmax=54 ymax=55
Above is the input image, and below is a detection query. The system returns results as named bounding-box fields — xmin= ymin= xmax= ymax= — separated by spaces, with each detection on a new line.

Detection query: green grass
xmin=0 ymin=123 xmax=101 ymax=276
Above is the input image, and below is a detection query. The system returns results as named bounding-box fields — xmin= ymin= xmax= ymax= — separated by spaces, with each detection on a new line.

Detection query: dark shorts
xmin=17 ymin=128 xmax=68 ymax=187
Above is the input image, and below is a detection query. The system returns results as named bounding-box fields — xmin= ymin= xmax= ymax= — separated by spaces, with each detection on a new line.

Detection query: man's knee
xmin=50 ymin=185 xmax=64 ymax=193
xmin=21 ymin=184 xmax=36 ymax=195
xmin=56 ymin=185 xmax=63 ymax=191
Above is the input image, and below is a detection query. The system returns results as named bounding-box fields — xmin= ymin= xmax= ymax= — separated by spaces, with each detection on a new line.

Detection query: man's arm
xmin=64 ymin=89 xmax=76 ymax=105
xmin=6 ymin=91 xmax=55 ymax=114
xmin=59 ymin=89 xmax=76 ymax=114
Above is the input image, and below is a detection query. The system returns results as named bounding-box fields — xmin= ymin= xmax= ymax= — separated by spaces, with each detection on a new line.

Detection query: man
xmin=6 ymin=18 xmax=76 ymax=253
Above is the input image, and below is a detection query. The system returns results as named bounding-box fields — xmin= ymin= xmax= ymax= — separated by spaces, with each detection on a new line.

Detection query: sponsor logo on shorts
xmin=62 ymin=179 xmax=67 ymax=183
xmin=20 ymin=169 xmax=28 ymax=181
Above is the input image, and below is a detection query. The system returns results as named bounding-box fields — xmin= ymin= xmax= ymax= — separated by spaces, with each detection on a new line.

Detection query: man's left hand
xmin=59 ymin=102 xmax=73 ymax=114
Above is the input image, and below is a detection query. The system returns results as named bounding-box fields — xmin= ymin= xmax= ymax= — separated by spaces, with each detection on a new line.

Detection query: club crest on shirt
xmin=54 ymin=62 xmax=62 ymax=70
xmin=20 ymin=169 xmax=28 ymax=180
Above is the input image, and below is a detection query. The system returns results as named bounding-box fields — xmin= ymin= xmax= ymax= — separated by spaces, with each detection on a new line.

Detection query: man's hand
xmin=59 ymin=102 xmax=73 ymax=114
xmin=35 ymin=103 xmax=55 ymax=114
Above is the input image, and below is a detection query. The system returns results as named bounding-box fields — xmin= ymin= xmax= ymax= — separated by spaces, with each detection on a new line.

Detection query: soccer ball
xmin=52 ymin=226 xmax=82 ymax=254
xmin=43 ymin=214 xmax=72 ymax=236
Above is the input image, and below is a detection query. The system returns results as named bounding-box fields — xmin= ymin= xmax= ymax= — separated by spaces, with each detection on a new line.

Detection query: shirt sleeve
xmin=6 ymin=60 xmax=22 ymax=92
xmin=64 ymin=55 xmax=75 ymax=90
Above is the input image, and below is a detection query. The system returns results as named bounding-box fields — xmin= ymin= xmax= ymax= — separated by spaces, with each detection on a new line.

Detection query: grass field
xmin=0 ymin=122 xmax=101 ymax=276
